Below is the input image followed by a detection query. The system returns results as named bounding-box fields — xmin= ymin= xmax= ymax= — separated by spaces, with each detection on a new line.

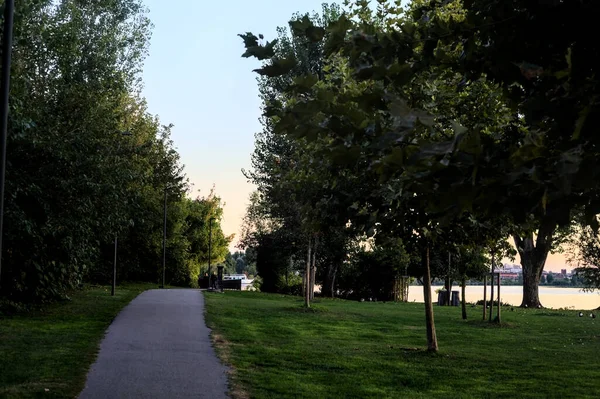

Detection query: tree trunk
xmin=482 ymin=275 xmax=487 ymax=321
xmin=513 ymin=220 xmax=555 ymax=308
xmin=286 ymin=256 xmax=292 ymax=286
xmin=461 ymin=276 xmax=467 ymax=320
xmin=330 ymin=265 xmax=337 ymax=298
xmin=497 ymin=270 xmax=501 ymax=323
xmin=423 ymin=243 xmax=438 ymax=352
xmin=302 ymin=272 xmax=306 ymax=298
xmin=445 ymin=252 xmax=451 ymax=306
xmin=309 ymin=234 xmax=318 ymax=300
xmin=489 ymin=252 xmax=495 ymax=322
xmin=310 ymin=266 xmax=316 ymax=299
xmin=305 ymin=236 xmax=311 ymax=308
xmin=322 ymin=262 xmax=339 ymax=298
xmin=520 ymin=255 xmax=543 ymax=308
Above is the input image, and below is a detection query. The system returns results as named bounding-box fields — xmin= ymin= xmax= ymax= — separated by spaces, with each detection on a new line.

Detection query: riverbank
xmin=410 ymin=285 xmax=600 ymax=309
xmin=205 ymin=291 xmax=600 ymax=399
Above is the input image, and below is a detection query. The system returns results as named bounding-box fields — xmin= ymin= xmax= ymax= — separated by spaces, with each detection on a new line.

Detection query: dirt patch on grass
xmin=211 ymin=332 xmax=250 ymax=399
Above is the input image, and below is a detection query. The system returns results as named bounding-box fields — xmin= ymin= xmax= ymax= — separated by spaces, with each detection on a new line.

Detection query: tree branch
xmin=512 ymin=234 xmax=524 ymax=258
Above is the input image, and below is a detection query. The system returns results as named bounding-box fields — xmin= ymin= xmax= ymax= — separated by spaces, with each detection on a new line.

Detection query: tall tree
xmin=0 ymin=0 xmax=231 ymax=303
xmin=243 ymin=0 xmax=600 ymax=309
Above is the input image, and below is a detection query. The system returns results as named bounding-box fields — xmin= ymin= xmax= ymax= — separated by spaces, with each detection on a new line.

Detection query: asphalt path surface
xmin=79 ymin=289 xmax=228 ymax=399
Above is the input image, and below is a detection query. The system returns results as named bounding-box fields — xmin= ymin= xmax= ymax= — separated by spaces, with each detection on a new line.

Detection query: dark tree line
xmin=0 ymin=0 xmax=230 ymax=304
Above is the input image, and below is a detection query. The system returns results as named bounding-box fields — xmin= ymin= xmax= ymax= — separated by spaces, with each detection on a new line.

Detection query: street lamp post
xmin=111 ymin=236 xmax=117 ymax=296
xmin=0 ymin=0 xmax=15 ymax=293
xmin=208 ymin=217 xmax=214 ymax=288
xmin=161 ymin=186 xmax=167 ymax=288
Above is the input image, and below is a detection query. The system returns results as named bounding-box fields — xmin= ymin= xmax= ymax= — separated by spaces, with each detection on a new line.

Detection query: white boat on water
xmin=223 ymin=274 xmax=254 ymax=290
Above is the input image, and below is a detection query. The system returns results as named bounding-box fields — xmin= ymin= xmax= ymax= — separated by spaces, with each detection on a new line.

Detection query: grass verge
xmin=204 ymin=291 xmax=600 ymax=399
xmin=0 ymin=283 xmax=154 ymax=398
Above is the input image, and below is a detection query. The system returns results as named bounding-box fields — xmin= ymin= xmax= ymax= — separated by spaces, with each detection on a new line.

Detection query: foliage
xmin=338 ymin=239 xmax=410 ymax=300
xmin=570 ymin=226 xmax=600 ymax=290
xmin=239 ymin=4 xmax=366 ymax=304
xmin=239 ymin=0 xmax=600 ymax=308
xmin=225 ymin=251 xmax=257 ymax=277
xmin=253 ymin=230 xmax=296 ymax=293
xmin=0 ymin=0 xmax=230 ymax=302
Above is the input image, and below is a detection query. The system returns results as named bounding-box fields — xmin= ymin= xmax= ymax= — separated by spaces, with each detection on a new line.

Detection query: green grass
xmin=0 ymin=283 xmax=154 ymax=398
xmin=204 ymin=291 xmax=600 ymax=399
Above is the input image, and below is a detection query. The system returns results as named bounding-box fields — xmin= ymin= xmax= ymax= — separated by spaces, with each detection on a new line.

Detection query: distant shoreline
xmin=427 ymin=282 xmax=590 ymax=289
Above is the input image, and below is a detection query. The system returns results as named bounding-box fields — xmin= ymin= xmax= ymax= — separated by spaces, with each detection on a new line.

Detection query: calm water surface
xmin=408 ymin=285 xmax=600 ymax=310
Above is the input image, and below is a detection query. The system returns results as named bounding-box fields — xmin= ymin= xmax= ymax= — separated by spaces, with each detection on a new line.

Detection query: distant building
xmin=561 ymin=269 xmax=567 ymax=275
xmin=502 ymin=263 xmax=522 ymax=274
xmin=499 ymin=272 xmax=519 ymax=280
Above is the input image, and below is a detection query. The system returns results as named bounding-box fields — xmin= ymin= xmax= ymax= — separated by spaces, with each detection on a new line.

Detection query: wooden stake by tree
xmin=310 ymin=234 xmax=318 ymax=300
xmin=305 ymin=236 xmax=312 ymax=308
xmin=423 ymin=243 xmax=438 ymax=352
xmin=497 ymin=271 xmax=501 ymax=323
xmin=483 ymin=275 xmax=487 ymax=321
xmin=461 ymin=276 xmax=467 ymax=320
xmin=489 ymin=252 xmax=495 ymax=322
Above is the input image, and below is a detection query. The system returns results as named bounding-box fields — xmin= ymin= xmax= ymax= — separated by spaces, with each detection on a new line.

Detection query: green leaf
xmin=316 ymin=89 xmax=335 ymax=103
xmin=306 ymin=26 xmax=326 ymax=42
xmin=572 ymin=105 xmax=590 ymax=140
xmin=384 ymin=147 xmax=404 ymax=167
xmin=253 ymin=58 xmax=298 ymax=77
xmin=292 ymin=74 xmax=318 ymax=91
xmin=238 ymin=33 xmax=259 ymax=49
xmin=328 ymin=14 xmax=352 ymax=36
xmin=241 ymin=40 xmax=278 ymax=60
xmin=402 ymin=21 xmax=415 ymax=36
xmin=324 ymin=15 xmax=352 ymax=55
xmin=387 ymin=63 xmax=413 ymax=87
xmin=451 ymin=121 xmax=467 ymax=136
xmin=289 ymin=15 xmax=312 ymax=36
xmin=413 ymin=110 xmax=435 ymax=127
xmin=456 ymin=130 xmax=481 ymax=156
xmin=388 ymin=99 xmax=411 ymax=118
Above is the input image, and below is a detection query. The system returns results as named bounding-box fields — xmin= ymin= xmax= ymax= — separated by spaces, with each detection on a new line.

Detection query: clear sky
xmin=141 ymin=0 xmax=329 ymax=251
xmin=140 ymin=0 xmax=570 ymax=272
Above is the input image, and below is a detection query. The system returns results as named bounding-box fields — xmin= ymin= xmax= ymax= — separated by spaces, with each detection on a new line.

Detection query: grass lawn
xmin=205 ymin=291 xmax=600 ymax=399
xmin=0 ymin=283 xmax=155 ymax=398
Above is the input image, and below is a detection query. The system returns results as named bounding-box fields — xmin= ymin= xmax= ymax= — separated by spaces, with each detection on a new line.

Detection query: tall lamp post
xmin=111 ymin=236 xmax=117 ymax=296
xmin=208 ymin=217 xmax=215 ymax=288
xmin=160 ymin=186 xmax=167 ymax=288
xmin=0 ymin=0 xmax=15 ymax=293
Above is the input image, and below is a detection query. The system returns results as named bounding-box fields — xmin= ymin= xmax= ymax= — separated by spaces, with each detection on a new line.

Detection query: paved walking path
xmin=79 ymin=289 xmax=229 ymax=399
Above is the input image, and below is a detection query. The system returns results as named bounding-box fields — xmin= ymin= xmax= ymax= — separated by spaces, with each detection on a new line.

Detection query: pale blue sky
xmin=141 ymin=0 xmax=332 ymax=249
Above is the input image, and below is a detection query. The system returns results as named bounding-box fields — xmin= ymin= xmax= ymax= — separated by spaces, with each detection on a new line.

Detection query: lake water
xmin=408 ymin=285 xmax=600 ymax=310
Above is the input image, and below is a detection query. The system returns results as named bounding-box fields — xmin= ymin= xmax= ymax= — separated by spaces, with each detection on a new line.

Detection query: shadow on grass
xmin=531 ymin=311 xmax=572 ymax=317
xmin=465 ymin=320 xmax=518 ymax=329
xmin=284 ymin=305 xmax=330 ymax=313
